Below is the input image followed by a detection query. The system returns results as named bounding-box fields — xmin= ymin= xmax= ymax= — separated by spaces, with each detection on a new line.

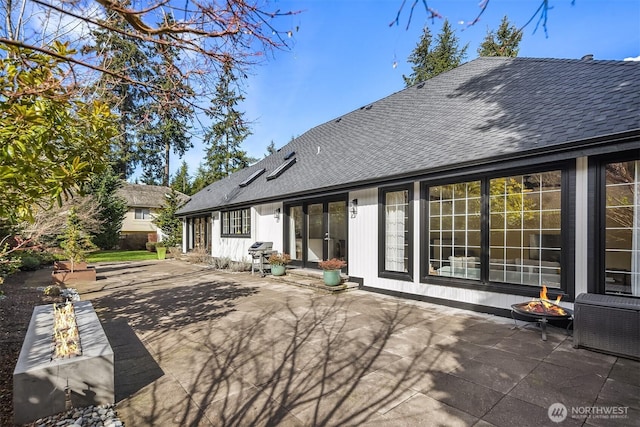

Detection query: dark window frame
xmin=588 ymin=149 xmax=640 ymax=297
xmin=378 ymin=184 xmax=414 ymax=282
xmin=221 ymin=207 xmax=251 ymax=238
xmin=420 ymin=161 xmax=575 ymax=301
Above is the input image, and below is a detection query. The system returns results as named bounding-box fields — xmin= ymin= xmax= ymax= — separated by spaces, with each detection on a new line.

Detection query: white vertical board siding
xmin=412 ymin=182 xmax=421 ymax=285
xmin=348 ymin=188 xmax=379 ymax=279
xmin=574 ymin=157 xmax=588 ymax=297
xmin=254 ymin=203 xmax=284 ymax=253
xmin=211 ymin=210 xmax=251 ymax=261
xmin=211 ymin=211 xmax=223 ymax=257
xmin=182 ymin=218 xmax=188 ymax=253
xmin=211 ymin=203 xmax=283 ymax=263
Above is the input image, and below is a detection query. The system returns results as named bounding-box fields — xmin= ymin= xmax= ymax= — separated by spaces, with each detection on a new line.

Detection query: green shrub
xmin=145 ymin=242 xmax=157 ymax=252
xmin=43 ymin=285 xmax=61 ymax=296
xmin=19 ymin=256 xmax=40 ymax=271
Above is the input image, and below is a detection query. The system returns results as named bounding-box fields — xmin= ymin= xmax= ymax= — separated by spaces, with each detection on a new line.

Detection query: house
xmin=117 ymin=183 xmax=189 ymax=249
xmin=176 ymin=56 xmax=640 ymax=317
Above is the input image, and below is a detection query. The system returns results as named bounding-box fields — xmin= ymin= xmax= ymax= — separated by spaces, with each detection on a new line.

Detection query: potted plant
xmin=318 ymin=258 xmax=347 ymax=286
xmin=156 ymin=241 xmax=167 ymax=260
xmin=268 ymin=253 xmax=291 ymax=276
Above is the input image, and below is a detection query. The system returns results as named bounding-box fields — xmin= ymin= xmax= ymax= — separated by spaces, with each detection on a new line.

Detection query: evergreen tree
xmin=87 ymin=167 xmax=127 ymax=250
xmin=85 ymin=11 xmax=154 ymax=179
xmin=265 ymin=140 xmax=277 ymax=157
xmin=191 ymin=163 xmax=213 ymax=194
xmin=478 ymin=16 xmax=523 ymax=57
xmin=139 ymin=28 xmax=194 ymax=186
xmin=170 ymin=161 xmax=194 ymax=195
xmin=201 ymin=59 xmax=253 ymax=186
xmin=403 ymin=19 xmax=468 ymax=87
xmin=153 ymin=190 xmax=185 ymax=247
xmin=59 ymin=207 xmax=96 ymax=272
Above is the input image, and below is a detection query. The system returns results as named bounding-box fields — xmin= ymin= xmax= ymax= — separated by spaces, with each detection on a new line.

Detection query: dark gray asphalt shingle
xmin=177 ymin=57 xmax=640 ymax=216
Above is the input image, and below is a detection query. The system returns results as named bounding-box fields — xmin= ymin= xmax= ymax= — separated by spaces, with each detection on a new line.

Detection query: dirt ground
xmin=0 ymin=269 xmax=62 ymax=426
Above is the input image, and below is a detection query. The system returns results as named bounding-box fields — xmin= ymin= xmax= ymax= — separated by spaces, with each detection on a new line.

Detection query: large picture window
xmin=604 ymin=159 xmax=639 ymax=297
xmin=489 ymin=172 xmax=562 ymax=288
xmin=222 ymin=208 xmax=251 ymax=236
xmin=426 ymin=169 xmax=565 ymax=290
xmin=429 ymin=181 xmax=481 ymax=279
xmin=380 ymin=186 xmax=413 ymax=280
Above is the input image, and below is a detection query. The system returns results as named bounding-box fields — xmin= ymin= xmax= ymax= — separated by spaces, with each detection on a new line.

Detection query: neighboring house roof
xmin=118 ymin=183 xmax=189 ymax=209
xmin=177 ymin=56 xmax=640 ymax=216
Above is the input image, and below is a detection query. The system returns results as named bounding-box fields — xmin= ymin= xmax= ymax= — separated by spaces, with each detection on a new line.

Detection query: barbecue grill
xmin=248 ymin=241 xmax=275 ymax=276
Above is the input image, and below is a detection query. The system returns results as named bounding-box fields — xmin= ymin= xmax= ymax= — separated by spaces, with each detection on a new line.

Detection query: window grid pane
xmin=385 ymin=190 xmax=408 ymax=272
xmin=222 ymin=209 xmax=251 ymax=236
xmin=489 ymin=172 xmax=562 ymax=288
xmin=605 ymin=160 xmax=639 ymax=296
xmin=429 ymin=181 xmax=481 ymax=280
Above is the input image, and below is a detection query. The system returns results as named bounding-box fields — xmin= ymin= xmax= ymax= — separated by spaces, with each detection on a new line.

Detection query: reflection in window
xmin=222 ymin=208 xmax=251 ymax=236
xmin=605 ymin=160 xmax=639 ymax=296
xmin=429 ymin=181 xmax=481 ymax=279
xmin=135 ymin=208 xmax=151 ymax=220
xmin=489 ymin=172 xmax=562 ymax=288
xmin=289 ymin=206 xmax=303 ymax=260
xmin=385 ymin=190 xmax=409 ymax=272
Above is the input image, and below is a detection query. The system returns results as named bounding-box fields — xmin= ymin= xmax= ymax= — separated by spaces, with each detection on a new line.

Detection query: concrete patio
xmin=68 ymin=260 xmax=639 ymax=427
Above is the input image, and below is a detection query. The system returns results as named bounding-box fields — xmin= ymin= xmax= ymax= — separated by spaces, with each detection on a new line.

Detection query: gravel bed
xmin=29 ymin=404 xmax=123 ymax=427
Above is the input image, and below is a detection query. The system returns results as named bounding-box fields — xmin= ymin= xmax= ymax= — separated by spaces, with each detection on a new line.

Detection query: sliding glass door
xmin=286 ymin=197 xmax=347 ymax=268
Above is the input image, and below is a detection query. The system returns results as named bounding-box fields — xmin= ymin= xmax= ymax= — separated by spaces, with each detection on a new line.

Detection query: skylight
xmin=266 ymin=157 xmax=296 ymax=180
xmin=239 ymin=168 xmax=265 ymax=187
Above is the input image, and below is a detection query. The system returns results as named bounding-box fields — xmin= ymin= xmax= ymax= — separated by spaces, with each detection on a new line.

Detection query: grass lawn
xmin=87 ymin=250 xmax=159 ymax=263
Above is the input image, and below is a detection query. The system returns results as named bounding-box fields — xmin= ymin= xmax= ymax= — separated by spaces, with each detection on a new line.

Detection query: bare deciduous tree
xmin=1 ymin=0 xmax=301 ymax=96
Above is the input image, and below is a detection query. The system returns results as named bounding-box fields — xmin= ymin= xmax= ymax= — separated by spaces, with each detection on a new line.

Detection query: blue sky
xmin=177 ymin=0 xmax=640 ymax=177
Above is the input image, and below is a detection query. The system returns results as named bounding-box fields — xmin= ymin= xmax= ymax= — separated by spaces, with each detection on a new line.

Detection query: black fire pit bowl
xmin=511 ymin=302 xmax=573 ymax=341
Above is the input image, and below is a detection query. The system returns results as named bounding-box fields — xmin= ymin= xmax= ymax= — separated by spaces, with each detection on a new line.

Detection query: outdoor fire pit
xmin=511 ymin=286 xmax=573 ymax=341
xmin=13 ymin=301 xmax=114 ymax=425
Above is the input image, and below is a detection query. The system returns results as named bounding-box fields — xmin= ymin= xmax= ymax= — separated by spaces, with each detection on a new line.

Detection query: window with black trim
xmin=222 ymin=208 xmax=251 ymax=236
xmin=380 ymin=186 xmax=413 ymax=280
xmin=425 ymin=168 xmax=567 ymax=292
xmin=601 ymin=157 xmax=639 ymax=297
xmin=428 ymin=181 xmax=481 ymax=280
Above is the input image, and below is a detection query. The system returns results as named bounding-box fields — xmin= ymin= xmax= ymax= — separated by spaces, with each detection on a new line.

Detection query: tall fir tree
xmin=85 ymin=11 xmax=154 ymax=179
xmin=139 ymin=28 xmax=194 ymax=186
xmin=403 ymin=19 xmax=468 ymax=87
xmin=170 ymin=161 xmax=194 ymax=195
xmin=202 ymin=60 xmax=253 ymax=186
xmin=478 ymin=16 xmax=523 ymax=57
xmin=265 ymin=140 xmax=277 ymax=157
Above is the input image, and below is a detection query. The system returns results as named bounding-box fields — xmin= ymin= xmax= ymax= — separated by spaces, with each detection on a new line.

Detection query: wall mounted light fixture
xmin=274 ymin=208 xmax=281 ymax=220
xmin=350 ymin=199 xmax=358 ymax=217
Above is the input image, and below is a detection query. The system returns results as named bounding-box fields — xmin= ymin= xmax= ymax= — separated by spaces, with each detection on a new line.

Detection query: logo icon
xmin=548 ymin=402 xmax=568 ymax=423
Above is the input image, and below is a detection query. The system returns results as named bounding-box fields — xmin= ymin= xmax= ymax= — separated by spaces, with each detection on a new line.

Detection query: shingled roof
xmin=118 ymin=183 xmax=189 ymax=209
xmin=177 ymin=56 xmax=640 ymax=216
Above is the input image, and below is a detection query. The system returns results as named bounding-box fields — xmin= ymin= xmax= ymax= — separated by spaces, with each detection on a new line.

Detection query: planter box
xmin=54 ymin=261 xmax=88 ymax=272
xmin=52 ymin=267 xmax=96 ymax=285
xmin=13 ymin=301 xmax=114 ymax=424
